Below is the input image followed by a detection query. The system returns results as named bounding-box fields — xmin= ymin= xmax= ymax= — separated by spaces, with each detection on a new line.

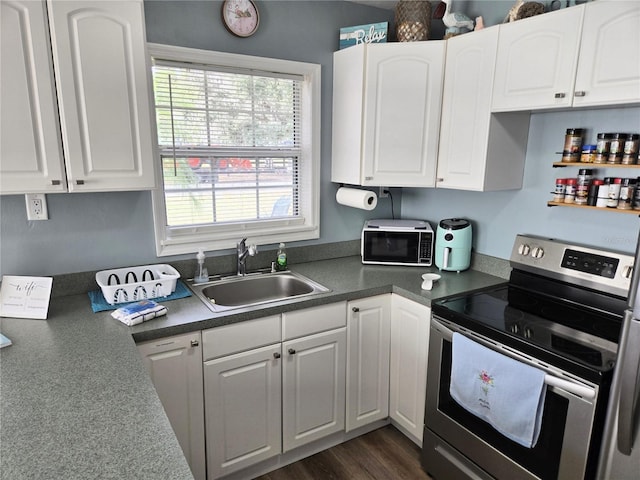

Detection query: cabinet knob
xmin=190 ymin=339 xmax=199 ymax=347
xmin=437 ymin=178 xmax=444 ymax=182
xmin=273 ymin=352 xmax=281 ymax=359
xmin=352 ymin=307 xmax=360 ymax=312
xmin=75 ymin=179 xmax=85 ymax=185
xmin=288 ymin=348 xmax=296 ymax=355
xmin=554 ymin=92 xmax=566 ymax=98
xmin=574 ymin=91 xmax=586 ymax=97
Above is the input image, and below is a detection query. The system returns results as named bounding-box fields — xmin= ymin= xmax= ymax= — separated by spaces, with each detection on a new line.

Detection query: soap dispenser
xmin=276 ymin=243 xmax=287 ymax=271
xmin=194 ymin=248 xmax=209 ymax=283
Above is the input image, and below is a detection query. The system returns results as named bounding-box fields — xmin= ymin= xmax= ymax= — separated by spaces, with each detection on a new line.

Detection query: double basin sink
xmin=188 ymin=270 xmax=331 ymax=313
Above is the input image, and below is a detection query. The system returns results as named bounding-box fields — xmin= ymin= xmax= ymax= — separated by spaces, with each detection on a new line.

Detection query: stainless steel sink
xmin=188 ymin=270 xmax=330 ymax=312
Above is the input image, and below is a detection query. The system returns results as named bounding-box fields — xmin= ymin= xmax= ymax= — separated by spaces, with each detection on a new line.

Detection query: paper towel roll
xmin=336 ymin=187 xmax=378 ymax=210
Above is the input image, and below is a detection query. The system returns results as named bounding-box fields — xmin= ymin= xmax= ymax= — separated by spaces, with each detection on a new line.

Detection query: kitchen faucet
xmin=236 ymin=238 xmax=258 ymax=276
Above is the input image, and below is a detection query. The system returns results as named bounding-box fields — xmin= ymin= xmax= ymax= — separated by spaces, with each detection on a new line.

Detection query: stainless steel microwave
xmin=361 ymin=219 xmax=434 ymax=266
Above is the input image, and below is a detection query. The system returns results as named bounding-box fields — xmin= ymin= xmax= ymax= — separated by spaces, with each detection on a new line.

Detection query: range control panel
xmin=561 ymin=249 xmax=619 ymax=279
xmin=510 ymin=234 xmax=634 ymax=298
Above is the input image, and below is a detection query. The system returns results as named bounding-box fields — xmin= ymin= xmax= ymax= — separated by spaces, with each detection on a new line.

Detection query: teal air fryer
xmin=435 ymin=218 xmax=472 ymax=272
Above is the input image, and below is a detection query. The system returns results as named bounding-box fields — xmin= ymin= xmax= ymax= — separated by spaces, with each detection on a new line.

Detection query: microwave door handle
xmin=443 ymin=247 xmax=451 ymax=269
xmin=617 ymin=310 xmax=640 ymax=455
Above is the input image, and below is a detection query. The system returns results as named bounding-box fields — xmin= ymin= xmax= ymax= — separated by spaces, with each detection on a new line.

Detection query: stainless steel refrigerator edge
xmin=597 ymin=228 xmax=640 ymax=479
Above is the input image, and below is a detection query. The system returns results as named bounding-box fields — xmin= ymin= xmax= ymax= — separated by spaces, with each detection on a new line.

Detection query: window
xmin=148 ymin=44 xmax=321 ymax=256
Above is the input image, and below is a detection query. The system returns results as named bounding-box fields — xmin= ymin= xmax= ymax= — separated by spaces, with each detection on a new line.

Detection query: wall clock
xmin=222 ymin=0 xmax=260 ymax=38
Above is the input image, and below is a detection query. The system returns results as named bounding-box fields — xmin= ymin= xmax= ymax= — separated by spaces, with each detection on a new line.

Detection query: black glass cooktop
xmin=432 ymin=274 xmax=626 ymax=383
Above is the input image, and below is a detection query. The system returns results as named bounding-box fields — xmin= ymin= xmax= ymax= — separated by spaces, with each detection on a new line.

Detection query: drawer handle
xmin=51 ymin=180 xmax=61 ymax=186
xmin=352 ymin=307 xmax=360 ymax=313
xmin=76 ymin=179 xmax=85 ymax=185
xmin=273 ymin=352 xmax=281 ymax=359
xmin=288 ymin=348 xmax=296 ymax=355
xmin=574 ymin=90 xmax=586 ymax=97
xmin=554 ymin=92 xmax=566 ymax=98
xmin=191 ymin=340 xmax=199 ymax=347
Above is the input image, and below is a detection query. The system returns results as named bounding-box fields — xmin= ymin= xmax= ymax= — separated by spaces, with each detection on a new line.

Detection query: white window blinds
xmin=152 ymin=61 xmax=303 ymax=228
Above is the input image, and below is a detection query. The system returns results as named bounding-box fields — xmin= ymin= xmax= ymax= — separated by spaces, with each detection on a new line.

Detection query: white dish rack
xmin=95 ymin=264 xmax=180 ymax=305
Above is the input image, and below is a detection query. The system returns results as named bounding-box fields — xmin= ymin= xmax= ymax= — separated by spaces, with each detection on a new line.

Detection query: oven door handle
xmin=432 ymin=317 xmax=596 ymax=400
xmin=617 ymin=310 xmax=640 ymax=455
xmin=543 ymin=375 xmax=595 ymax=400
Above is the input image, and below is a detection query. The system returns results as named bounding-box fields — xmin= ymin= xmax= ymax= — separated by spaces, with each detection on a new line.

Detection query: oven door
xmin=423 ymin=316 xmax=600 ymax=480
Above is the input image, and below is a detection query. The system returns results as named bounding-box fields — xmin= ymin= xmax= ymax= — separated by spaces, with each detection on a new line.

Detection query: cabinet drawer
xmin=282 ymin=302 xmax=346 ymax=340
xmin=202 ymin=315 xmax=281 ymax=361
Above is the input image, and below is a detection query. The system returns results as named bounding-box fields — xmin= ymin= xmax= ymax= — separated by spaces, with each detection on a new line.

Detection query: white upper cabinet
xmin=573 ymin=1 xmax=640 ymax=108
xmin=492 ymin=6 xmax=583 ymax=111
xmin=1 ymin=0 xmax=156 ymax=194
xmin=331 ymin=42 xmax=445 ymax=187
xmin=1 ymin=0 xmax=66 ymax=194
xmin=492 ymin=2 xmax=640 ymax=112
xmin=437 ymin=27 xmax=529 ymax=191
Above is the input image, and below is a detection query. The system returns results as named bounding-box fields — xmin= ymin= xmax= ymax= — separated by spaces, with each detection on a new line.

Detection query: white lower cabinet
xmin=282 ymin=328 xmax=347 ymax=452
xmin=204 ymin=343 xmax=282 ymax=478
xmin=389 ymin=295 xmax=431 ymax=445
xmin=345 ymin=294 xmax=391 ymax=432
xmin=137 ymin=332 xmax=206 ymax=480
xmin=203 ymin=303 xmax=347 ymax=479
xmin=141 ymin=296 xmax=430 ymax=479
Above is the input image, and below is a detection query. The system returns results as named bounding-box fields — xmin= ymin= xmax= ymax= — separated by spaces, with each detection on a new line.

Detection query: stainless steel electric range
xmin=422 ymin=234 xmax=633 ymax=480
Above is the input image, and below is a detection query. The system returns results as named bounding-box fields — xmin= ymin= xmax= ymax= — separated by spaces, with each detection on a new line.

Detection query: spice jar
xmin=617 ymin=178 xmax=636 ymax=210
xmin=564 ymin=178 xmax=577 ymax=203
xmin=562 ymin=128 xmax=584 ymax=163
xmin=596 ymin=178 xmax=610 ymax=207
xmin=553 ymin=178 xmax=566 ymax=202
xmin=595 ymin=133 xmax=612 ymax=164
xmin=588 ymin=179 xmax=603 ymax=206
xmin=575 ymin=169 xmax=593 ymax=205
xmin=622 ymin=134 xmax=640 ymax=165
xmin=607 ymin=133 xmax=625 ymax=164
xmin=633 ymin=177 xmax=640 ymax=210
xmin=580 ymin=145 xmax=596 ymax=163
xmin=607 ymin=177 xmax=622 ymax=207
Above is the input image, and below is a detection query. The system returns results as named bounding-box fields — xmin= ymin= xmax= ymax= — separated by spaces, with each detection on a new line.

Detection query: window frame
xmin=147 ymin=43 xmax=321 ymax=257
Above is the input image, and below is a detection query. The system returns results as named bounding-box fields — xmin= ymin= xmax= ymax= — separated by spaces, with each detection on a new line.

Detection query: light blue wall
xmin=401 ymin=107 xmax=640 ymax=258
xmin=0 ymin=1 xmax=395 ymax=277
xmin=2 ymin=1 xmax=638 ymax=278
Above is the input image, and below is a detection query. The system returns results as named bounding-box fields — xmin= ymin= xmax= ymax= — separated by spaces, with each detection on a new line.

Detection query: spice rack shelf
xmin=547 ymin=201 xmax=639 ymax=214
xmin=552 ymin=162 xmax=640 ymax=168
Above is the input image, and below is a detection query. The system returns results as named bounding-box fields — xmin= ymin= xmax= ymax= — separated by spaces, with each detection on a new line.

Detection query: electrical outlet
xmin=378 ymin=187 xmax=389 ymax=198
xmin=25 ymin=193 xmax=48 ymax=220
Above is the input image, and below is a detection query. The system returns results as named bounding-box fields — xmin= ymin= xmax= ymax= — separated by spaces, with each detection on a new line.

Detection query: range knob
xmin=524 ymin=327 xmax=533 ymax=339
xmin=531 ymin=246 xmax=545 ymax=259
xmin=623 ymin=265 xmax=634 ymax=279
xmin=518 ymin=244 xmax=531 ymax=256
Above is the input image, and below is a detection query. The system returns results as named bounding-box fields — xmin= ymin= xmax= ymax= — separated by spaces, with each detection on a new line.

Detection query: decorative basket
xmin=96 ymin=264 xmax=180 ymax=305
xmin=395 ymin=0 xmax=431 ymax=42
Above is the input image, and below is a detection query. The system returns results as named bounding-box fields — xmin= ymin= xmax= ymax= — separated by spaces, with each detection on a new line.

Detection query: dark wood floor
xmin=255 ymin=426 xmax=433 ymax=480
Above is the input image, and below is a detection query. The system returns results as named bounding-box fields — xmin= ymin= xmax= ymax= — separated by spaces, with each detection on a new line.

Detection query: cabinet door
xmin=362 ymin=42 xmax=444 ymax=187
xmin=574 ymin=1 xmax=640 ymax=108
xmin=492 ymin=6 xmax=584 ymax=112
xmin=390 ymin=296 xmax=430 ymax=445
xmin=204 ymin=343 xmax=282 ymax=479
xmin=437 ymin=28 xmax=497 ymax=191
xmin=282 ymin=328 xmax=346 ymax=452
xmin=0 ymin=0 xmax=66 ymax=194
xmin=46 ymin=0 xmax=156 ymax=192
xmin=346 ymin=295 xmax=391 ymax=432
xmin=138 ymin=332 xmax=206 ymax=480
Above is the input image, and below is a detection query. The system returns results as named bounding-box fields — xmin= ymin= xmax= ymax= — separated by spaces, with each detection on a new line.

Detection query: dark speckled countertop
xmin=0 ymin=255 xmax=506 ymax=479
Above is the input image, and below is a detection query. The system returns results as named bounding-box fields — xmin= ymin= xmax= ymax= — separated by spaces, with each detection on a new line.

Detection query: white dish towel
xmin=450 ymin=332 xmax=547 ymax=448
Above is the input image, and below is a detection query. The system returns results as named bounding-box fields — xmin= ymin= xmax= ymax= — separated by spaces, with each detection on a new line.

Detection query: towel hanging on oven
xmin=450 ymin=333 xmax=547 ymax=448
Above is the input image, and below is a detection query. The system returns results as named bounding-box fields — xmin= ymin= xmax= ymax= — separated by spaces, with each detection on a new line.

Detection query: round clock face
xmin=222 ymin=0 xmax=259 ymax=38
